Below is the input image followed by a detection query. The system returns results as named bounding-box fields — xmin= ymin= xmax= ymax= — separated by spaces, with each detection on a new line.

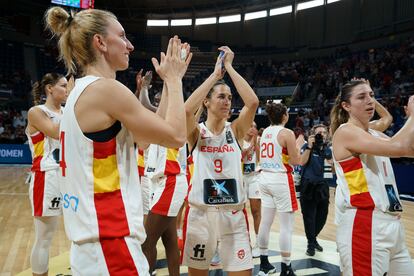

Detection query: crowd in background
xmin=1 ymin=37 xmax=413 ymax=144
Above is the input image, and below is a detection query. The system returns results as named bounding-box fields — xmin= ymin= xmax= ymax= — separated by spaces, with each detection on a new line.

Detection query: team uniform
xmin=59 ymin=76 xmax=149 ymax=275
xmin=334 ymin=128 xmax=413 ymax=276
xmin=27 ymin=104 xmax=62 ymax=217
xmin=138 ymin=147 xmax=153 ymax=215
xmin=182 ymin=122 xmax=253 ymax=271
xmin=242 ymin=140 xmax=261 ymax=199
xmin=146 ymin=144 xmax=187 ymax=217
xmin=259 ymin=125 xmax=298 ymax=212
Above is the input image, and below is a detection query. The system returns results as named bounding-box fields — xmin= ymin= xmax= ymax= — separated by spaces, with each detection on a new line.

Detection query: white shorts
xmin=150 ymin=174 xmax=187 ymax=217
xmin=337 ymin=209 xmax=413 ymax=276
xmin=141 ymin=176 xmax=154 ymax=215
xmin=182 ymin=205 xmax=253 ymax=271
xmin=29 ymin=169 xmax=62 ymax=217
xmin=243 ymin=173 xmax=261 ymax=199
xmin=259 ymin=172 xmax=298 ymax=212
xmin=70 ymin=236 xmax=150 ymax=276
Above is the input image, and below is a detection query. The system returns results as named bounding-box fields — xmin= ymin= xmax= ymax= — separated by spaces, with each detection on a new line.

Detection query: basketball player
xmin=242 ymin=121 xmax=261 ymax=258
xmin=26 ymin=73 xmax=68 ymax=276
xmin=135 ymin=68 xmax=189 ymax=275
xmin=257 ymin=102 xmax=301 ymax=276
xmin=182 ymin=46 xmax=259 ymax=276
xmin=330 ymin=79 xmax=414 ymax=276
xmin=135 ymin=69 xmax=155 ymax=225
xmin=45 ymin=6 xmax=191 ymax=275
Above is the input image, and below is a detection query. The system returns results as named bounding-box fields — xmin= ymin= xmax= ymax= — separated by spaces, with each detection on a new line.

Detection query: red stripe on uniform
xmin=339 ymin=157 xmax=363 ymax=173
xmin=31 ymin=156 xmax=42 ymax=172
xmin=100 ymin=237 xmax=139 ymax=276
xmin=242 ymin=208 xmax=251 ymax=243
xmin=352 ymin=209 xmax=373 ymax=276
xmin=33 ymin=171 xmax=45 ymax=216
xmin=180 ymin=205 xmax=190 ymax=264
xmin=31 ymin=132 xmax=45 ymax=144
xmin=94 ymin=190 xmax=130 ymax=238
xmin=282 ymin=147 xmax=288 ymax=155
xmin=286 ymin=171 xmax=298 ymax=211
xmin=350 ymin=192 xmax=375 ymax=209
xmin=165 ymin=160 xmax=181 ymax=175
xmin=138 ymin=166 xmax=144 ymax=177
xmin=151 ymin=175 xmax=176 ymax=216
xmin=93 ymin=138 xmax=117 ymax=159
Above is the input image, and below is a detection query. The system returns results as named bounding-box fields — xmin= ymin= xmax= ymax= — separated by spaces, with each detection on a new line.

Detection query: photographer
xmin=299 ymin=124 xmax=332 ymax=256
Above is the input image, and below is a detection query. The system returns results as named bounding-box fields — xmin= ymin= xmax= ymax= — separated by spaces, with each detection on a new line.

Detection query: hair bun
xmin=45 ymin=7 xmax=70 ymax=37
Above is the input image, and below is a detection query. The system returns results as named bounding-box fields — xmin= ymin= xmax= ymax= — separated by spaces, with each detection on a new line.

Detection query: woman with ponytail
xmin=257 ymin=102 xmax=301 ymax=276
xmin=44 ymin=5 xmax=191 ymax=275
xmin=330 ymin=79 xmax=414 ymax=276
xmin=26 ymin=72 xmax=68 ymax=276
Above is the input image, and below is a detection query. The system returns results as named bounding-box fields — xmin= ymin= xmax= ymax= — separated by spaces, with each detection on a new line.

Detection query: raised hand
xmin=151 ymin=36 xmax=193 ymax=82
xmin=142 ymin=71 xmax=152 ymax=89
xmin=135 ymin=69 xmax=143 ymax=95
xmin=212 ymin=53 xmax=226 ymax=80
xmin=218 ymin=46 xmax=234 ymax=69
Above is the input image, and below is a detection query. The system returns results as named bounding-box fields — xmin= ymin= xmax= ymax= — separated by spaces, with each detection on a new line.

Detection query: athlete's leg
xmin=161 ymin=216 xmax=180 ymax=276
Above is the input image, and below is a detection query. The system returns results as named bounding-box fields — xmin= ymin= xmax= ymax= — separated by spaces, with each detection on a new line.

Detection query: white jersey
xmin=27 ymin=104 xmax=62 ymax=172
xmin=333 ymin=128 xmax=402 ymax=213
xmin=259 ymin=125 xmax=292 ymax=174
xmin=188 ymin=122 xmax=245 ymax=208
xmin=145 ymin=144 xmax=186 ymax=179
xmin=59 ymin=76 xmax=145 ymax=243
xmin=242 ymin=140 xmax=258 ymax=175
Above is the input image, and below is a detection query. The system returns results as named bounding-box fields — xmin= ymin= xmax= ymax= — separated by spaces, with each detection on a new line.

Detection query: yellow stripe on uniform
xmin=93 ymin=155 xmax=121 ymax=193
xmin=344 ymin=169 xmax=369 ymax=195
xmin=282 ymin=153 xmax=289 ymax=164
xmin=167 ymin=148 xmax=179 ymax=161
xmin=33 ymin=140 xmax=44 ymax=157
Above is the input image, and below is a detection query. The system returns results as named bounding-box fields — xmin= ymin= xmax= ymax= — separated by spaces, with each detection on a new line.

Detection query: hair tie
xmin=66 ymin=14 xmax=73 ymax=27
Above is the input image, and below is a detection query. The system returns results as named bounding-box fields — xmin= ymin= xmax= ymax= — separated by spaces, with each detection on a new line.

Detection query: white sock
xmin=282 ymin=256 xmax=291 ymax=266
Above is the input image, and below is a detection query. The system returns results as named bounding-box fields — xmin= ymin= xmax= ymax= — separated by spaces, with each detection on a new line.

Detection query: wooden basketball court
xmin=1 ymin=165 xmax=413 ymax=275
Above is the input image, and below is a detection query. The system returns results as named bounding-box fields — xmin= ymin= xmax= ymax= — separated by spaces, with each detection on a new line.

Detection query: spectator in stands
xmin=13 ymin=112 xmax=26 ymax=128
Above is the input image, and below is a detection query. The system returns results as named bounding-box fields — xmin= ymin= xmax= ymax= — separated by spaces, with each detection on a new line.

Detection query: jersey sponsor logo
xmin=62 ymin=193 xmax=79 ymax=212
xmin=385 ymin=184 xmax=403 ymax=212
xmin=243 ymin=163 xmax=255 ymax=174
xmin=191 ymin=244 xmax=206 ymax=261
xmin=200 ymin=145 xmax=235 ymax=153
xmin=203 ymin=179 xmax=238 ymax=205
xmin=146 ymin=167 xmax=156 ymax=173
xmin=260 ymin=162 xmax=281 ymax=169
xmin=225 ymin=130 xmax=234 ymax=144
xmin=237 ymin=249 xmax=245 ymax=259
xmin=49 ymin=197 xmax=61 ymax=210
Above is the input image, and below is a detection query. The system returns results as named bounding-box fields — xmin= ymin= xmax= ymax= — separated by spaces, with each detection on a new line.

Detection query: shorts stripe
xmin=151 ymin=175 xmax=176 ymax=216
xmin=242 ymin=208 xmax=251 ymax=243
xmin=352 ymin=209 xmax=373 ymax=276
xmin=180 ymin=205 xmax=190 ymax=264
xmin=33 ymin=171 xmax=45 ymax=216
xmin=100 ymin=238 xmax=139 ymax=276
xmin=286 ymin=172 xmax=298 ymax=211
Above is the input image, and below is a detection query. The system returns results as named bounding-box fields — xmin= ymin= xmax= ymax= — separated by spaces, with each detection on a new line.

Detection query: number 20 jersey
xmin=188 ymin=122 xmax=246 ymax=208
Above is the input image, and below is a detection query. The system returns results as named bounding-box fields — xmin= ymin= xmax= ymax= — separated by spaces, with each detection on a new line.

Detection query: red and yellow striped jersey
xmin=59 ymin=76 xmax=145 ymax=243
xmin=334 ymin=129 xmax=400 ymax=213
